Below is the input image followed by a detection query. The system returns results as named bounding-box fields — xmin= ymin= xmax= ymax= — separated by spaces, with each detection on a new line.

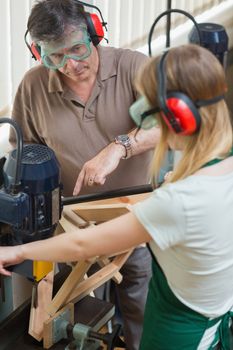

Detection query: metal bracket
xmin=52 ymin=308 xmax=72 ymax=344
xmin=65 ymin=323 xmax=102 ymax=350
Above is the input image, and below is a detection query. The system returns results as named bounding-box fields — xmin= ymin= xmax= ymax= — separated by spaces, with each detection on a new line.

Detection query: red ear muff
xmin=85 ymin=13 xmax=104 ymax=46
xmin=31 ymin=43 xmax=41 ymax=61
xmin=157 ymin=51 xmax=201 ymax=135
xmin=74 ymin=1 xmax=107 ymax=45
xmin=165 ymin=92 xmax=201 ymax=135
xmin=156 ymin=52 xmax=224 ymax=135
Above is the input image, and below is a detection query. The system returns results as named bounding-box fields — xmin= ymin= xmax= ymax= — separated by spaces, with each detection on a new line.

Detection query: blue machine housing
xmin=0 ymin=191 xmax=29 ymax=228
xmin=189 ymin=23 xmax=228 ymax=68
xmin=0 ymin=144 xmax=62 ymax=245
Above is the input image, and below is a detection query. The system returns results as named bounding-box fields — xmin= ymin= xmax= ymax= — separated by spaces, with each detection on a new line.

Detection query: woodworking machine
xmin=0 ymin=118 xmax=62 ymax=281
xmin=0 ymin=118 xmax=152 ymax=349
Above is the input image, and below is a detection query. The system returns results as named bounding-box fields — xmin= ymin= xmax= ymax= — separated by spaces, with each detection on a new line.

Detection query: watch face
xmin=115 ymin=134 xmax=131 ymax=159
xmin=117 ymin=135 xmax=129 ymax=143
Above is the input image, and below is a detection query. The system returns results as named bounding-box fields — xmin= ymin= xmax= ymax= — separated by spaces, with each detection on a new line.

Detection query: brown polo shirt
xmin=11 ymin=46 xmax=153 ymax=196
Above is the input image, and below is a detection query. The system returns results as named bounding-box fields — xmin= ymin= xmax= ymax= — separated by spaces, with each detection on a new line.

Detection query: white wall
xmin=1 ymin=0 xmax=232 ymax=112
xmin=0 ymin=0 xmax=34 ymax=110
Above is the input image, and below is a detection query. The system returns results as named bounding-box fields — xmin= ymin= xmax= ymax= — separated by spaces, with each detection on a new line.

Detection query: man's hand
xmin=73 ymin=142 xmax=125 ymax=195
xmin=0 ymin=246 xmax=24 ymax=276
xmin=73 ymin=127 xmax=160 ymax=196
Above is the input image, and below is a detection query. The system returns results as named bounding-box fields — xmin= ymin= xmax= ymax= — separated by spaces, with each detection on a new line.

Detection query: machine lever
xmin=0 ymin=275 xmax=5 ymax=302
xmin=62 ymin=184 xmax=153 ymax=206
xmin=89 ymin=324 xmax=126 ymax=350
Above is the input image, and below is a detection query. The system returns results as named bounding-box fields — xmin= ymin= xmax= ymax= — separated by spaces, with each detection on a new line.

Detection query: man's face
xmin=40 ymin=27 xmax=96 ymax=80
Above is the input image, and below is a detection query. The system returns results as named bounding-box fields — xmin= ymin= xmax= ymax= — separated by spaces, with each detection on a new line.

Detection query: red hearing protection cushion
xmin=90 ymin=13 xmax=104 ymax=40
xmin=164 ymin=92 xmax=201 ymax=135
xmin=163 ymin=92 xmax=201 ymax=135
xmin=31 ymin=43 xmax=41 ymax=61
xmin=86 ymin=13 xmax=104 ymax=46
xmin=157 ymin=51 xmax=202 ymax=135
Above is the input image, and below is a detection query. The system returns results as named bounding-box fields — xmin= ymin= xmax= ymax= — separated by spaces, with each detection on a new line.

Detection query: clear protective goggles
xmin=40 ymin=28 xmax=92 ymax=70
xmin=129 ymin=96 xmax=159 ymax=129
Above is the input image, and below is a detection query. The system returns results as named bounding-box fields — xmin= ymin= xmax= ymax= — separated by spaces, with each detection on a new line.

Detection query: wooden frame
xmin=28 ymin=192 xmax=149 ymax=348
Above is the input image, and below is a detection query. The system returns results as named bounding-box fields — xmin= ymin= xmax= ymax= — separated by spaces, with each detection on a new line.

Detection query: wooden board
xmin=46 ymin=261 xmax=91 ymax=317
xmin=67 ymin=250 xmax=133 ymax=305
xmin=28 ymin=269 xmax=54 ymax=341
xmin=73 ymin=203 xmax=129 ymax=223
xmin=68 ymin=192 xmax=150 ymax=223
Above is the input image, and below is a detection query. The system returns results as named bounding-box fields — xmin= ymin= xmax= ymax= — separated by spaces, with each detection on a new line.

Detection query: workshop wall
xmin=0 ymin=0 xmax=233 ymax=111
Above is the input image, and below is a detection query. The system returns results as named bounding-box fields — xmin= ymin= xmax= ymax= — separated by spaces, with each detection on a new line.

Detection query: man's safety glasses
xmin=41 ymin=32 xmax=92 ymax=70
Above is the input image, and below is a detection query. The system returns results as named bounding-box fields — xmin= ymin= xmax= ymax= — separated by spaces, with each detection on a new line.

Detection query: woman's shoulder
xmin=161 ymin=170 xmax=233 ymax=210
xmin=152 ymin=177 xmax=210 ymax=210
xmin=162 ymin=176 xmax=203 ymax=195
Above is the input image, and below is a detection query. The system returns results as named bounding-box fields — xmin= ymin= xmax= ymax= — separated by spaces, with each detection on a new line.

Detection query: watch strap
xmin=114 ymin=135 xmax=132 ymax=159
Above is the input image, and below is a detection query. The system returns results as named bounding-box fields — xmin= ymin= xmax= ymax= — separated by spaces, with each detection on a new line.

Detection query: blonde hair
xmin=136 ymin=44 xmax=233 ymax=184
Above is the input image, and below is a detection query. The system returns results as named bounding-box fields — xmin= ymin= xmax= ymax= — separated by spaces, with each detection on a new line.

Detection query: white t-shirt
xmin=133 ymin=171 xmax=233 ymax=318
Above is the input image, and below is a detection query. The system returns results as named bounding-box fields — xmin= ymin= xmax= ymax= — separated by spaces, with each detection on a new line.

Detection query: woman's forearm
xmin=20 ymin=212 xmax=151 ymax=263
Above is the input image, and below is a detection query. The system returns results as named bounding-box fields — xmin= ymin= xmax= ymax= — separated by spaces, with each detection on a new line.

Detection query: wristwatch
xmin=114 ymin=134 xmax=132 ymax=159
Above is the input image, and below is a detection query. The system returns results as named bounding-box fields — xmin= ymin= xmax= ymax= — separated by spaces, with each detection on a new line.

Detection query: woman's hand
xmin=0 ymin=246 xmax=24 ymax=276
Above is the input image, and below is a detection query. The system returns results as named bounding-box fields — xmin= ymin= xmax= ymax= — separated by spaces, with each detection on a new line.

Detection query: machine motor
xmin=0 ymin=143 xmax=62 ymax=246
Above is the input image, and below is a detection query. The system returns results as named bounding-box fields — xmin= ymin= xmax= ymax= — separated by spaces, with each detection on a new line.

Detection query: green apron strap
xmin=209 ymin=311 xmax=233 ymax=350
xmin=202 ymin=146 xmax=233 ymax=168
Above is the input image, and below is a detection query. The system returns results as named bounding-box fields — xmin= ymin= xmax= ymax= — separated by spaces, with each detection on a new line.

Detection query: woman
xmin=0 ymin=44 xmax=233 ymax=349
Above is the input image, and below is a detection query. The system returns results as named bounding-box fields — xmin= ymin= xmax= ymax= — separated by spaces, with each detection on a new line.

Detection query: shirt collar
xmin=48 ymin=69 xmax=64 ymax=93
xmin=97 ymin=46 xmax=117 ymax=81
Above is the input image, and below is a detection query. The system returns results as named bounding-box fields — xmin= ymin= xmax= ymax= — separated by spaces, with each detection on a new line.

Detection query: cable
xmin=148 ymin=9 xmax=202 ymax=56
xmin=0 ymin=118 xmax=23 ymax=191
xmin=166 ymin=0 xmax=172 ymax=48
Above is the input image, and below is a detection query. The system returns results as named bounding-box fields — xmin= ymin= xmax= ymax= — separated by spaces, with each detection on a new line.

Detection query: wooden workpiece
xmin=29 ymin=269 xmax=54 ymax=341
xmin=28 ymin=192 xmax=149 ymax=348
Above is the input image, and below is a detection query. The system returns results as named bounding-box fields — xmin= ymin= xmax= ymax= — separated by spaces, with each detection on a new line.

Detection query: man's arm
xmin=73 ymin=126 xmax=160 ymax=195
xmin=128 ymin=125 xmax=160 ymax=156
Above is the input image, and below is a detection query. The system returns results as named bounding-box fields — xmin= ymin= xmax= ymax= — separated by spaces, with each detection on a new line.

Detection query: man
xmin=10 ymin=1 xmax=160 ymax=348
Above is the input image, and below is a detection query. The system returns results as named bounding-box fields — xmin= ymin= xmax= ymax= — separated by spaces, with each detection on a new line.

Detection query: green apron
xmin=139 ymin=253 xmax=233 ymax=350
xmin=140 ymin=149 xmax=233 ymax=350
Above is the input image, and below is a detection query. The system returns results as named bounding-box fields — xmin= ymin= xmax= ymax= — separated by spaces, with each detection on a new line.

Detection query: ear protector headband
xmin=24 ymin=30 xmax=41 ymax=61
xmin=157 ymin=50 xmax=225 ymax=135
xmin=24 ymin=0 xmax=108 ymax=61
xmin=75 ymin=0 xmax=107 ymax=46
